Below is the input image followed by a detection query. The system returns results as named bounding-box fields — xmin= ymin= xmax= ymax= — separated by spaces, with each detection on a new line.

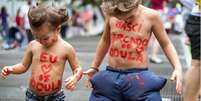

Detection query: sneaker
xmin=150 ymin=57 xmax=163 ymax=64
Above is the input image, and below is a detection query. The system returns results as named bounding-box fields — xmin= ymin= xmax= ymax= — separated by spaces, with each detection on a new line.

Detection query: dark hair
xmin=1 ymin=6 xmax=8 ymax=15
xmin=28 ymin=5 xmax=69 ymax=31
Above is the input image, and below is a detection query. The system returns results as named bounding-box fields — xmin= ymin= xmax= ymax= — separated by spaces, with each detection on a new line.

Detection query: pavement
xmin=0 ymin=33 xmax=193 ymax=101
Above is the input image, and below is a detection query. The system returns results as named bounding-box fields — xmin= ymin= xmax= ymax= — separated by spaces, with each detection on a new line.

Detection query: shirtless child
xmin=1 ymin=5 xmax=83 ymax=101
xmin=84 ymin=0 xmax=182 ymax=101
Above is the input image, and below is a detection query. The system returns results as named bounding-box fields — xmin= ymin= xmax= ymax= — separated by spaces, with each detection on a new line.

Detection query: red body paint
xmin=49 ymin=54 xmax=57 ymax=63
xmin=30 ymin=77 xmax=61 ymax=92
xmin=5 ymin=67 xmax=12 ymax=74
xmin=29 ymin=52 xmax=61 ymax=92
xmin=134 ymin=75 xmax=145 ymax=86
xmin=110 ymin=32 xmax=148 ymax=63
xmin=40 ymin=52 xmax=48 ymax=62
xmin=127 ymin=74 xmax=145 ymax=89
xmin=41 ymin=64 xmax=52 ymax=74
xmin=115 ymin=20 xmax=142 ymax=32
xmin=109 ymin=48 xmax=143 ymax=62
xmin=39 ymin=74 xmax=50 ymax=82
xmin=111 ymin=33 xmax=148 ymax=48
xmin=40 ymin=52 xmax=58 ymax=63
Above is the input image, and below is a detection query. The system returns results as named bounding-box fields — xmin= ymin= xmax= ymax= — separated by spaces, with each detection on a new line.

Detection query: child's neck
xmin=125 ymin=6 xmax=141 ymax=23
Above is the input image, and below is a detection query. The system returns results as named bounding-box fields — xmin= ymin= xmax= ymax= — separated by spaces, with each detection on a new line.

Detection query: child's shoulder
xmin=59 ymin=40 xmax=77 ymax=56
xmin=28 ymin=40 xmax=38 ymax=45
xmin=23 ymin=40 xmax=40 ymax=52
xmin=26 ymin=40 xmax=39 ymax=48
xmin=60 ymin=39 xmax=75 ymax=51
xmin=140 ymin=5 xmax=161 ymax=19
xmin=27 ymin=40 xmax=44 ymax=48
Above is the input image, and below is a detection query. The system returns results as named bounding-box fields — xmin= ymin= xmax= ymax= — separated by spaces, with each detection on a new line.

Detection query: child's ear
xmin=56 ymin=26 xmax=61 ymax=33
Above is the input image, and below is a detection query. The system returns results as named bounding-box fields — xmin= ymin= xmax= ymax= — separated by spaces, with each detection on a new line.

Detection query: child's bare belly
xmin=108 ymin=40 xmax=149 ymax=69
xmin=109 ymin=56 xmax=149 ymax=69
xmin=29 ymin=67 xmax=63 ymax=96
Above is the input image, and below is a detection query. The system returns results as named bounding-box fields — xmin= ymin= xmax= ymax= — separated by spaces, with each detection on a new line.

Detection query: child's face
xmin=32 ymin=25 xmax=59 ymax=47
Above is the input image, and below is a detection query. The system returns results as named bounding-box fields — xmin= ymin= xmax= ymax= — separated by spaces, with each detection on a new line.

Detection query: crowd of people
xmin=0 ymin=0 xmax=103 ymax=50
xmin=0 ymin=0 xmax=187 ymax=50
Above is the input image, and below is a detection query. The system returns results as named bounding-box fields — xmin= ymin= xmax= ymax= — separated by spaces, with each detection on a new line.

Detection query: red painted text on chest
xmin=40 ymin=52 xmax=58 ymax=63
xmin=115 ymin=20 xmax=142 ymax=32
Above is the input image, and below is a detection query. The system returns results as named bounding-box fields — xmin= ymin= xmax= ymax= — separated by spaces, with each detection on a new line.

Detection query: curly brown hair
xmin=101 ymin=0 xmax=141 ymax=16
xmin=28 ymin=5 xmax=68 ymax=31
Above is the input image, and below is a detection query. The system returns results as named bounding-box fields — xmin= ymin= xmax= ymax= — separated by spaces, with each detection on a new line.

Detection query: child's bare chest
xmin=110 ymin=18 xmax=151 ymax=47
xmin=108 ymin=18 xmax=151 ymax=63
xmin=109 ymin=17 xmax=151 ymax=36
xmin=32 ymin=50 xmax=66 ymax=65
xmin=31 ymin=46 xmax=67 ymax=77
xmin=29 ymin=48 xmax=66 ymax=94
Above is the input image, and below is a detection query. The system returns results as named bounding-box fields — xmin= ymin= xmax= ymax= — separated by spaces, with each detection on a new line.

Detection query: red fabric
xmin=150 ymin=0 xmax=165 ymax=10
xmin=15 ymin=16 xmax=24 ymax=26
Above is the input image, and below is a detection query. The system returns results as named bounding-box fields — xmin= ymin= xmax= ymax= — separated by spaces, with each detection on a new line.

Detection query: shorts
xmin=26 ymin=88 xmax=65 ymax=101
xmin=185 ymin=15 xmax=200 ymax=60
xmin=89 ymin=66 xmax=167 ymax=101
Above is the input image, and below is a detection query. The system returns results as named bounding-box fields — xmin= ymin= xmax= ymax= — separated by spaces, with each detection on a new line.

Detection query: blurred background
xmin=0 ymin=0 xmax=199 ymax=101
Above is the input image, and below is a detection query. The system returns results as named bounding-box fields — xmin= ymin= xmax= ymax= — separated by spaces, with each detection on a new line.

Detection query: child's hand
xmin=1 ymin=66 xmax=14 ymax=79
xmin=170 ymin=69 xmax=182 ymax=95
xmin=83 ymin=68 xmax=98 ymax=88
xmin=64 ymin=75 xmax=78 ymax=91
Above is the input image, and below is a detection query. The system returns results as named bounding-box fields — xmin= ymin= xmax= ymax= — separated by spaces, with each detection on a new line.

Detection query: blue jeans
xmin=89 ymin=66 xmax=167 ymax=101
xmin=26 ymin=89 xmax=65 ymax=101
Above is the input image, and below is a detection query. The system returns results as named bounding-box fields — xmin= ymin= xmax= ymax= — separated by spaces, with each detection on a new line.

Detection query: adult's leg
xmin=183 ymin=60 xmax=200 ymax=101
xmin=184 ymin=15 xmax=200 ymax=101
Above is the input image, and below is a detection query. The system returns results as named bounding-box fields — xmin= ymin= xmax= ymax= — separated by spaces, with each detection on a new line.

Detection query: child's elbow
xmin=20 ymin=63 xmax=30 ymax=73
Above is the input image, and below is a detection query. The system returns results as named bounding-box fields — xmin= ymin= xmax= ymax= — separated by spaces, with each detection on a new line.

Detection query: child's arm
xmin=64 ymin=45 xmax=83 ymax=91
xmin=151 ymin=11 xmax=182 ymax=94
xmin=89 ymin=17 xmax=111 ymax=70
xmin=1 ymin=42 xmax=33 ymax=78
xmin=83 ymin=17 xmax=110 ymax=88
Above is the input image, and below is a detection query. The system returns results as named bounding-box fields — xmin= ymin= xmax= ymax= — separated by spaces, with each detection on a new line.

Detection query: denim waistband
xmin=26 ymin=88 xmax=64 ymax=100
xmin=106 ymin=66 xmax=148 ymax=73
